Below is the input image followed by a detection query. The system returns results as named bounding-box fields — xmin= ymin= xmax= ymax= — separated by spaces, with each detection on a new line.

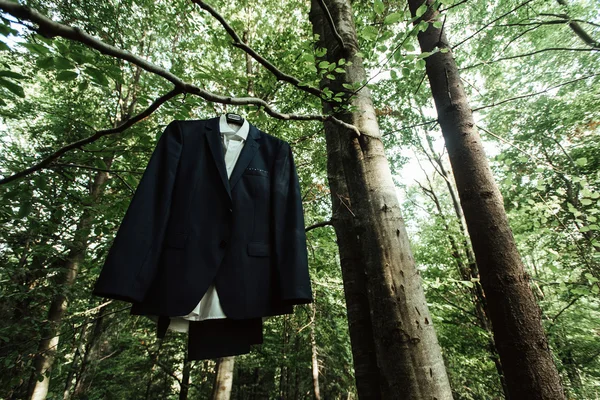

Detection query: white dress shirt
xmin=168 ymin=115 xmax=249 ymax=333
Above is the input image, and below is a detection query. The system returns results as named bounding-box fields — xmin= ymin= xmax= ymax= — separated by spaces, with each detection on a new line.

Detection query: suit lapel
xmin=205 ymin=118 xmax=232 ymax=200
xmin=229 ymin=125 xmax=260 ymax=191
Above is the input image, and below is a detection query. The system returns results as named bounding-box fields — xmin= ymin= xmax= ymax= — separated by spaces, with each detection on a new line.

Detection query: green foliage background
xmin=0 ymin=0 xmax=599 ymax=398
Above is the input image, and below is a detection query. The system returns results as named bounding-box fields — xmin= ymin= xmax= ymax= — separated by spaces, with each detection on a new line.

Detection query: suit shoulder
xmin=256 ymin=129 xmax=290 ymax=148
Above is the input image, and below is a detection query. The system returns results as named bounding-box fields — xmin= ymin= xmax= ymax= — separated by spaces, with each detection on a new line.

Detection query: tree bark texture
xmin=28 ymin=163 xmax=112 ymax=400
xmin=211 ymin=357 xmax=235 ymax=400
xmin=310 ymin=1 xmax=453 ymax=398
xmin=72 ymin=303 xmax=111 ymax=397
xmin=407 ymin=1 xmax=566 ymax=399
xmin=310 ymin=303 xmax=321 ymax=400
xmin=179 ymin=360 xmax=192 ymax=400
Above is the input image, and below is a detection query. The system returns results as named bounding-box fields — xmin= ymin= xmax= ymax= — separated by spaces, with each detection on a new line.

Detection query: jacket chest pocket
xmin=243 ymin=172 xmax=270 ymax=199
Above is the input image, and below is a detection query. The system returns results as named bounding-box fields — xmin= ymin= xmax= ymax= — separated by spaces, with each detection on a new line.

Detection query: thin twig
xmin=461 ymin=47 xmax=599 ymax=71
xmin=191 ymin=0 xmax=323 ymax=97
xmin=305 ymin=220 xmax=333 ymax=232
xmin=50 ymin=163 xmax=145 ymax=175
xmin=472 ymin=73 xmax=599 ymax=111
xmin=452 ymin=0 xmax=537 ymax=49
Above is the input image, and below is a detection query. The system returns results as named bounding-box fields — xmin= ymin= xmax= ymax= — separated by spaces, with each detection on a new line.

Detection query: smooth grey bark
xmin=211 ymin=357 xmax=235 ymax=400
xmin=309 ymin=303 xmax=321 ymax=400
xmin=407 ymin=1 xmax=566 ymax=399
xmin=309 ymin=0 xmax=453 ymax=398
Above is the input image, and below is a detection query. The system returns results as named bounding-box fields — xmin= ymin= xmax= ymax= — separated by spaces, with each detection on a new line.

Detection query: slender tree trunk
xmin=179 ymin=360 xmax=192 ymax=400
xmin=28 ymin=161 xmax=113 ymax=400
xmin=211 ymin=357 xmax=235 ymax=400
xmin=62 ymin=323 xmax=87 ymax=400
xmin=309 ymin=1 xmax=453 ymax=398
xmin=407 ymin=1 xmax=566 ymax=399
xmin=418 ymin=168 xmax=509 ymax=397
xmin=72 ymin=303 xmax=111 ymax=397
xmin=310 ymin=303 xmax=321 ymax=400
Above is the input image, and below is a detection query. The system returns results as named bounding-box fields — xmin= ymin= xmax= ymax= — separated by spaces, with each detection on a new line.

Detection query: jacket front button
xmin=219 ymin=240 xmax=227 ymax=248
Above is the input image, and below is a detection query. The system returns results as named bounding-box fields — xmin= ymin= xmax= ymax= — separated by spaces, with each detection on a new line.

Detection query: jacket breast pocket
xmin=244 ymin=168 xmax=269 ymax=177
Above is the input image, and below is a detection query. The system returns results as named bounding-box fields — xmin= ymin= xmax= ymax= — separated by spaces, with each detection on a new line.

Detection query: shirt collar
xmin=219 ymin=114 xmax=249 ymax=140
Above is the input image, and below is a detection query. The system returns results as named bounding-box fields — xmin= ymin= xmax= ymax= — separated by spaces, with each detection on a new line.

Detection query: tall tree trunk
xmin=179 ymin=360 xmax=192 ymax=400
xmin=62 ymin=323 xmax=88 ymax=400
xmin=407 ymin=1 xmax=566 ymax=399
xmin=309 ymin=1 xmax=453 ymax=399
xmin=310 ymin=303 xmax=321 ymax=400
xmin=211 ymin=357 xmax=235 ymax=400
xmin=324 ymin=127 xmax=382 ymax=399
xmin=28 ymin=160 xmax=113 ymax=400
xmin=418 ymin=167 xmax=509 ymax=397
xmin=72 ymin=302 xmax=111 ymax=397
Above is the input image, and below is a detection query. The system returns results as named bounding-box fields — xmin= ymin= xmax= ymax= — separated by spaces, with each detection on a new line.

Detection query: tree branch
xmin=0 ymin=88 xmax=181 ymax=185
xmin=556 ymin=0 xmax=600 ymax=49
xmin=452 ymin=0 xmax=537 ymax=49
xmin=0 ymin=0 xmax=359 ymax=136
xmin=461 ymin=47 xmax=599 ymax=70
xmin=472 ymin=73 xmax=599 ymax=111
xmin=191 ymin=0 xmax=323 ymax=98
xmin=305 ymin=220 xmax=333 ymax=232
xmin=50 ymin=163 xmax=145 ymax=175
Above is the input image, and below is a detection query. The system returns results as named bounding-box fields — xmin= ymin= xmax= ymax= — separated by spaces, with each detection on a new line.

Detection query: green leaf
xmin=334 ymin=68 xmax=345 ymax=73
xmin=384 ymin=12 xmax=403 ymax=25
xmin=0 ymin=24 xmax=13 ymax=36
xmin=0 ymin=77 xmax=24 ymax=97
xmin=576 ymin=157 xmax=588 ymax=166
xmin=581 ymin=198 xmax=593 ymax=206
xmin=0 ymin=40 xmax=10 ymax=51
xmin=318 ymin=61 xmax=330 ymax=69
xmin=416 ymin=3 xmax=428 ymax=18
xmin=585 ymin=273 xmax=599 ymax=284
xmin=54 ymin=57 xmax=75 ymax=70
xmin=125 ymin=174 xmax=138 ymax=188
xmin=17 ymin=200 xmax=32 ymax=219
xmin=56 ymin=71 xmax=78 ymax=81
xmin=78 ymin=80 xmax=89 ymax=91
xmin=403 ymin=42 xmax=415 ymax=52
xmin=374 ymin=0 xmax=385 ymax=15
xmin=326 ymin=74 xmax=336 ymax=80
xmin=433 ymin=20 xmax=443 ymax=29
xmin=416 ymin=59 xmax=426 ymax=69
xmin=84 ymin=67 xmax=109 ymax=86
xmin=360 ymin=26 xmax=379 ymax=41
xmin=36 ymin=56 xmax=55 ymax=69
xmin=21 ymin=42 xmax=50 ymax=55
xmin=0 ymin=70 xmax=26 ymax=80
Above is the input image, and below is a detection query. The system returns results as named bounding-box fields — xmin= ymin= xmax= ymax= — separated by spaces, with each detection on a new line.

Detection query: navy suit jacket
xmin=93 ymin=117 xmax=312 ymax=319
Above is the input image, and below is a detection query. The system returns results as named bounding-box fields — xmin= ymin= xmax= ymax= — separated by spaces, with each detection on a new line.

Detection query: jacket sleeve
xmin=272 ymin=141 xmax=313 ymax=305
xmin=93 ymin=120 xmax=184 ymax=303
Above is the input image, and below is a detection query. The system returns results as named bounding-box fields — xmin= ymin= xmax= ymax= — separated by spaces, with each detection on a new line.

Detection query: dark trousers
xmin=157 ymin=316 xmax=263 ymax=361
